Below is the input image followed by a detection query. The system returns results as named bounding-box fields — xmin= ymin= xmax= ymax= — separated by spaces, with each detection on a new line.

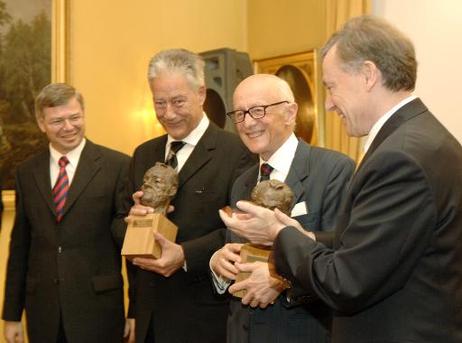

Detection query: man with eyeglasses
xmin=113 ymin=49 xmax=255 ymax=343
xmin=221 ymin=16 xmax=462 ymax=343
xmin=2 ymin=83 xmax=131 ymax=342
xmin=210 ymin=73 xmax=354 ymax=343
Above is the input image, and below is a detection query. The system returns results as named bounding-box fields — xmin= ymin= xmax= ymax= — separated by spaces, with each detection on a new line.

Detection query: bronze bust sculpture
xmin=250 ymin=179 xmax=294 ymax=215
xmin=140 ymin=162 xmax=178 ymax=214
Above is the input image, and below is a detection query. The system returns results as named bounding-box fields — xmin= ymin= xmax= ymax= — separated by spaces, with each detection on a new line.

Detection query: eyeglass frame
xmin=226 ymin=100 xmax=290 ymax=124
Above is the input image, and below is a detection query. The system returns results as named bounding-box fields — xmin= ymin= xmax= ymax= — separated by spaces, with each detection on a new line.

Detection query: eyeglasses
xmin=226 ymin=101 xmax=289 ymax=124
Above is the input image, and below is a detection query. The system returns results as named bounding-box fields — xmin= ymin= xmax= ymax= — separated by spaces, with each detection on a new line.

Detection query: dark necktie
xmin=259 ymin=163 xmax=274 ymax=182
xmin=52 ymin=156 xmax=70 ymax=223
xmin=165 ymin=141 xmax=185 ymax=169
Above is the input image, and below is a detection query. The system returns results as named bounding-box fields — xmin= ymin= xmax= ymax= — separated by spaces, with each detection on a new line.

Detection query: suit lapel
xmin=154 ymin=135 xmax=168 ymax=167
xmin=356 ymin=98 xmax=428 ymax=173
xmin=285 ymin=140 xmax=310 ymax=204
xmin=177 ymin=123 xmax=217 ymax=188
xmin=242 ymin=165 xmax=259 ymax=201
xmin=62 ymin=140 xmax=101 ymax=217
xmin=33 ymin=151 xmax=55 ymax=214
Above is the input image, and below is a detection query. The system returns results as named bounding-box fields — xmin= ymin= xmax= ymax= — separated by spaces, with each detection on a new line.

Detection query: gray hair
xmin=147 ymin=48 xmax=205 ymax=90
xmin=35 ymin=83 xmax=84 ymax=119
xmin=322 ymin=15 xmax=417 ymax=92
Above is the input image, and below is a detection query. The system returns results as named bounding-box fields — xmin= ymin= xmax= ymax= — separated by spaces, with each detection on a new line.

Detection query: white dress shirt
xmin=165 ymin=114 xmax=209 ymax=171
xmin=49 ymin=138 xmax=86 ymax=188
xmin=165 ymin=114 xmax=209 ymax=271
xmin=363 ymin=95 xmax=417 ymax=153
xmin=258 ymin=133 xmax=298 ymax=182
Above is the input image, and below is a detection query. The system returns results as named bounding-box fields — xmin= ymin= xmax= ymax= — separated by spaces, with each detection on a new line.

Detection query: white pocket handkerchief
xmin=291 ymin=201 xmax=308 ymax=217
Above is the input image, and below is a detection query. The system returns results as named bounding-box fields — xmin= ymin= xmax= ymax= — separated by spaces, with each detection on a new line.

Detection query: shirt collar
xmin=260 ymin=133 xmax=298 ymax=177
xmin=49 ymin=138 xmax=86 ymax=167
xmin=166 ymin=113 xmax=209 ymax=147
xmin=364 ymin=95 xmax=417 ymax=153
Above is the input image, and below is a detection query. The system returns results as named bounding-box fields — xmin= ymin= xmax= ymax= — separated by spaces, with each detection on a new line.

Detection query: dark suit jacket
xmin=227 ymin=139 xmax=355 ymax=343
xmin=274 ymin=98 xmax=462 ymax=342
xmin=2 ymin=140 xmax=130 ymax=343
xmin=116 ymin=123 xmax=255 ymax=343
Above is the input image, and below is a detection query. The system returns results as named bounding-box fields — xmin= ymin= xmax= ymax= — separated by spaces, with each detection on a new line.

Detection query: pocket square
xmin=291 ymin=201 xmax=308 ymax=217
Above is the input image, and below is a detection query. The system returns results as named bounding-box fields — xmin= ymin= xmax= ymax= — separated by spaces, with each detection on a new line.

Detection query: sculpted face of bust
xmin=140 ymin=162 xmax=178 ymax=214
xmin=250 ymin=179 xmax=294 ymax=216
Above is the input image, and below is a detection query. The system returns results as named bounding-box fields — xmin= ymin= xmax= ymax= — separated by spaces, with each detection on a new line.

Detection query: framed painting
xmin=0 ymin=0 xmax=68 ymax=208
xmin=254 ymin=50 xmax=325 ymax=147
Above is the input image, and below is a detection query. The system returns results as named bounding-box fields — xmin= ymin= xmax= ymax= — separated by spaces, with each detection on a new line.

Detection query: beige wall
xmin=248 ymin=0 xmax=326 ymax=59
xmin=373 ymin=0 xmax=462 ymax=143
xmin=69 ymin=0 xmax=328 ymax=156
xmin=70 ymin=0 xmax=248 ymax=156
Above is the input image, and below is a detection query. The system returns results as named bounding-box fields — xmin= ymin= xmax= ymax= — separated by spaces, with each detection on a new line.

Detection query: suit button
xmin=58 ymin=246 xmax=62 ymax=253
xmin=53 ymin=278 xmax=60 ymax=285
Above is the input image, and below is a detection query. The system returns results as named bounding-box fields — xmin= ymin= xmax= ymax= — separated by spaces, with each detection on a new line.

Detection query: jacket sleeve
xmin=275 ymin=150 xmax=435 ymax=314
xmin=2 ymin=172 xmax=30 ymax=321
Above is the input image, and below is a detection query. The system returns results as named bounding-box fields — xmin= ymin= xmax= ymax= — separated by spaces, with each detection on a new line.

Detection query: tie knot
xmin=170 ymin=141 xmax=185 ymax=154
xmin=58 ymin=156 xmax=69 ymax=168
xmin=259 ymin=163 xmax=273 ymax=181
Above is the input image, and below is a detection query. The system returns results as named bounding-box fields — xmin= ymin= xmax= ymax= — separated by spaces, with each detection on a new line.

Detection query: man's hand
xmin=127 ymin=191 xmax=154 ymax=217
xmin=4 ymin=321 xmax=24 ymax=343
xmin=274 ymin=209 xmax=316 ymax=240
xmin=210 ymin=243 xmax=243 ymax=281
xmin=228 ymin=262 xmax=284 ymax=309
xmin=132 ymin=232 xmax=185 ymax=277
xmin=123 ymin=318 xmax=135 ymax=343
xmin=219 ymin=201 xmax=285 ymax=245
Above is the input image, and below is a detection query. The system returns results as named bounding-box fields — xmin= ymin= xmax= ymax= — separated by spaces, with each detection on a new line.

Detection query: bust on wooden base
xmin=122 ymin=213 xmax=177 ymax=258
xmin=231 ymin=179 xmax=294 ymax=297
xmin=121 ymin=162 xmax=179 ymax=258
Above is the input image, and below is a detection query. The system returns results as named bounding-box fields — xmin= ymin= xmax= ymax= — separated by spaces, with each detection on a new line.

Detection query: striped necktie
xmin=259 ymin=163 xmax=273 ymax=182
xmin=53 ymin=156 xmax=70 ymax=223
xmin=165 ymin=141 xmax=185 ymax=170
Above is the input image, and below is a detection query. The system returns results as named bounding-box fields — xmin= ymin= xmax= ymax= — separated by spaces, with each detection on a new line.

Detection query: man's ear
xmin=285 ymin=102 xmax=298 ymax=125
xmin=37 ymin=117 xmax=46 ymax=133
xmin=197 ymin=85 xmax=206 ymax=106
xmin=362 ymin=60 xmax=380 ymax=91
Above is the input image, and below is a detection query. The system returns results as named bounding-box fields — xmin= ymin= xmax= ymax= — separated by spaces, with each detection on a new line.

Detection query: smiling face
xmin=322 ymin=45 xmax=374 ymax=137
xmin=37 ymin=96 xmax=85 ymax=154
xmin=233 ymin=75 xmax=297 ymax=161
xmin=149 ymin=71 xmax=205 ymax=140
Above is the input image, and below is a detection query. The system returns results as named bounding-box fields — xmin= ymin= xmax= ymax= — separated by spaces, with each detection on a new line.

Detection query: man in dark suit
xmin=2 ymin=83 xmax=130 ymax=343
xmin=117 ymin=49 xmax=255 ymax=343
xmin=210 ymin=74 xmax=355 ymax=343
xmin=220 ymin=16 xmax=462 ymax=342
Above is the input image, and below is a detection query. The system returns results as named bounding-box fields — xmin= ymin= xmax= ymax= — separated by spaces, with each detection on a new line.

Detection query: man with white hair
xmin=211 ymin=73 xmax=354 ymax=342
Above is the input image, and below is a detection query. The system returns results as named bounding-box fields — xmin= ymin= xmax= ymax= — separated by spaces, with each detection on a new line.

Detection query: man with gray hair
xmin=220 ymin=16 xmax=462 ymax=342
xmin=116 ymin=49 xmax=254 ymax=342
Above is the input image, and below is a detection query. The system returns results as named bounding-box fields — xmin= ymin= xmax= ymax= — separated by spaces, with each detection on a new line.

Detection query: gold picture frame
xmin=254 ymin=50 xmax=325 ymax=147
xmin=1 ymin=0 xmax=70 ymax=211
xmin=52 ymin=0 xmax=70 ymax=83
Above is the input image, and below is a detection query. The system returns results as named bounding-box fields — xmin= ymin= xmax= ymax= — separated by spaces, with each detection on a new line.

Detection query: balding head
xmin=231 ymin=74 xmax=298 ymax=160
xmin=234 ymin=74 xmax=295 ymax=104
